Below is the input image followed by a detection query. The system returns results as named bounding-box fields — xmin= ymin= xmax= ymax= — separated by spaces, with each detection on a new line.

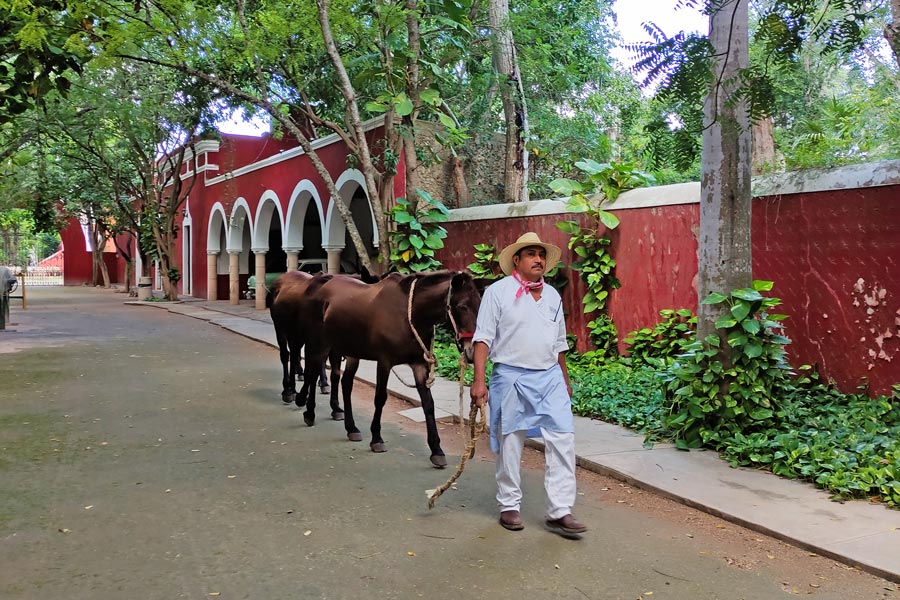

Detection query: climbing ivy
xmin=551 ymin=159 xmax=654 ymax=351
xmin=388 ymin=190 xmax=449 ymax=273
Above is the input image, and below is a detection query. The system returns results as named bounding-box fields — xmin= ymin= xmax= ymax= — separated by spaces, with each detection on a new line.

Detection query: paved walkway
xmin=133 ymin=296 xmax=900 ymax=583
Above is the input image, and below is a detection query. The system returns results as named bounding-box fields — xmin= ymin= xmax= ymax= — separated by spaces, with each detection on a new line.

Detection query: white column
xmin=253 ymin=250 xmax=267 ymax=310
xmin=207 ymin=252 xmax=218 ymax=301
xmin=285 ymin=248 xmax=301 ymax=272
xmin=324 ymin=246 xmax=343 ymax=274
xmin=228 ymin=251 xmax=240 ymax=305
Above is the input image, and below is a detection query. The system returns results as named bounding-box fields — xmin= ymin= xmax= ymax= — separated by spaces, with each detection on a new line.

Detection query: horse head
xmin=446 ymin=271 xmax=481 ymax=362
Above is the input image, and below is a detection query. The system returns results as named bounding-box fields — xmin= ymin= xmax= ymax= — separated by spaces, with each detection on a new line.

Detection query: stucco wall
xmin=435 ymin=161 xmax=900 ymax=396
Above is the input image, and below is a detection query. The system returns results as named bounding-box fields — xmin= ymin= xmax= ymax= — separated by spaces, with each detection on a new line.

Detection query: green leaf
xmin=549 ymin=178 xmax=582 ymax=196
xmin=437 ymin=113 xmax=456 ymax=128
xmin=420 ymin=88 xmax=441 ymax=106
xmin=574 ymin=158 xmax=607 ymax=175
xmin=598 ymin=210 xmax=620 ymax=230
xmin=556 ymin=220 xmax=581 ymax=234
xmin=702 ymin=292 xmax=728 ymax=305
xmin=732 ymin=289 xmax=764 ymax=302
xmin=715 ymin=316 xmax=738 ymax=329
xmin=424 ymin=234 xmax=445 ymax=249
xmin=365 ymin=101 xmax=388 ymax=113
xmin=409 ymin=235 xmax=424 ymax=249
xmin=395 ymin=94 xmax=414 ymax=116
xmin=741 ymin=319 xmax=761 ymax=334
xmin=730 ymin=301 xmax=752 ymax=321
xmin=752 ymin=280 xmax=774 ymax=291
xmin=393 ymin=211 xmax=414 ymax=224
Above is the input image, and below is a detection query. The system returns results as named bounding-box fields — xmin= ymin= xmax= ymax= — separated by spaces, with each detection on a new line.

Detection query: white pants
xmin=495 ymin=428 xmax=577 ymax=520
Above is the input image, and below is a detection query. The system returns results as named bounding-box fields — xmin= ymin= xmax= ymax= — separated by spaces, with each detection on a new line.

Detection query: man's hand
xmin=470 ymin=380 xmax=487 ymax=408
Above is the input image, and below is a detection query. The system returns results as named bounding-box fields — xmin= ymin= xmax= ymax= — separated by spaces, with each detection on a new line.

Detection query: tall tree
xmin=489 ymin=0 xmax=529 ymax=202
xmin=697 ymin=0 xmax=752 ymax=342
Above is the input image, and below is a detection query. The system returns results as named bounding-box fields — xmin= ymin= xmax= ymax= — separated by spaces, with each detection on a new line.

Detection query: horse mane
xmin=394 ymin=270 xmax=461 ymax=293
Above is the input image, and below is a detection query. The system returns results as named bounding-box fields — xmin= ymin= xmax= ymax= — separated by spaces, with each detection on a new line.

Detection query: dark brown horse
xmin=286 ymin=270 xmax=481 ymax=468
xmin=268 ymin=271 xmax=345 ymax=419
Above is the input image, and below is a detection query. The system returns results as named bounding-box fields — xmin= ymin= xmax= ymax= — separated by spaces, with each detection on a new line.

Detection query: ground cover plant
xmin=434 ymin=281 xmax=900 ymax=508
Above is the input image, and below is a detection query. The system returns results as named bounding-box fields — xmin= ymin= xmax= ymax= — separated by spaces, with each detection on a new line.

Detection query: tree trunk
xmin=886 ymin=0 xmax=900 ymax=70
xmin=698 ymin=0 xmax=752 ymax=343
xmin=403 ymin=0 xmax=422 ymax=214
xmin=316 ymin=0 xmax=390 ymax=271
xmin=751 ymin=116 xmax=776 ymax=174
xmin=489 ymin=0 xmax=529 ymax=203
xmin=450 ymin=154 xmax=470 ymax=207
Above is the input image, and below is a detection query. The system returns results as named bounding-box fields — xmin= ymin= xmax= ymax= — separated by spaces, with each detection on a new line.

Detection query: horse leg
xmin=292 ymin=345 xmax=306 ymax=407
xmin=340 ymin=356 xmax=362 ymax=442
xmin=301 ymin=359 xmax=319 ymax=427
xmin=277 ymin=331 xmax=295 ymax=404
xmin=327 ymin=352 xmax=344 ymax=421
xmin=412 ymin=362 xmax=447 ymax=468
xmin=369 ymin=362 xmax=391 ymax=454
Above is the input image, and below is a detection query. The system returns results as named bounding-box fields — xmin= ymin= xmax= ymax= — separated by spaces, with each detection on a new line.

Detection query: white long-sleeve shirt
xmin=473 ymin=275 xmax=568 ymax=370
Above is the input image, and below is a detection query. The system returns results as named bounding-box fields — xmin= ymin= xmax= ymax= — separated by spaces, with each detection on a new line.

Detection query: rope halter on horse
xmin=406 ymin=276 xmax=475 ymax=388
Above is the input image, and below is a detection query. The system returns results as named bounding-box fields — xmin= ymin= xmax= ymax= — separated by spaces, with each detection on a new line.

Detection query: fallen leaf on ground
xmin=407 ymin=551 xmax=416 ymax=556
xmin=304 ymin=530 xmax=312 ymax=536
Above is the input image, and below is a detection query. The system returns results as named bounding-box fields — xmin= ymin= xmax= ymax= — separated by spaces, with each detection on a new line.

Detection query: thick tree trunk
xmin=698 ymin=0 xmax=752 ymax=343
xmin=489 ymin=0 xmax=529 ymax=203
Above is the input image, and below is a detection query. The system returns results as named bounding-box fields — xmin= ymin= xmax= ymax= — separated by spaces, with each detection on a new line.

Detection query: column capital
xmin=322 ymin=244 xmax=345 ymax=252
xmin=251 ymin=247 xmax=268 ymax=254
xmin=207 ymin=250 xmax=221 ymax=256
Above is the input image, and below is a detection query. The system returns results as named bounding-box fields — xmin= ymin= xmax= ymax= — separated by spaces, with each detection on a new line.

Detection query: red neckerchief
xmin=513 ymin=269 xmax=544 ymax=299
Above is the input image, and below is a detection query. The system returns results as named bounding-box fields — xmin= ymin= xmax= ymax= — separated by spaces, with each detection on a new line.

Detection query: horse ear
xmin=473 ymin=277 xmax=493 ymax=296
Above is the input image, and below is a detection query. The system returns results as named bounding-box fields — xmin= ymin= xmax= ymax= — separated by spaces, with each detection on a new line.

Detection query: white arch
xmin=227 ymin=198 xmax=253 ymax=252
xmin=252 ymin=190 xmax=285 ymax=251
xmin=323 ymin=168 xmax=379 ymax=248
xmin=206 ymin=203 xmax=228 ymax=253
xmin=284 ymin=180 xmax=326 ymax=250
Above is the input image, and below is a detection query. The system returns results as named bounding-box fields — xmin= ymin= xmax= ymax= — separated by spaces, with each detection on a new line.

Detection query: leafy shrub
xmin=568 ymin=361 xmax=663 ymax=433
xmin=624 ymin=308 xmax=696 ymax=367
xmin=660 ymin=281 xmax=792 ymax=449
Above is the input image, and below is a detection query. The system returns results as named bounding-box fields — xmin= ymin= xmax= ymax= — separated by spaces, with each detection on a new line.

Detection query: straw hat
xmin=497 ymin=232 xmax=562 ymax=276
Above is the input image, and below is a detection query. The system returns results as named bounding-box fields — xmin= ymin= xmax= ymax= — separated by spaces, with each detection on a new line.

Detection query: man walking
xmin=470 ymin=232 xmax=586 ymax=537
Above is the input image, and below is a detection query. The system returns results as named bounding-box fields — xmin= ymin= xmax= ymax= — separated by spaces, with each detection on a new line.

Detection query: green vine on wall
xmin=550 ymin=159 xmax=654 ymax=350
xmin=387 ymin=190 xmax=449 ymax=273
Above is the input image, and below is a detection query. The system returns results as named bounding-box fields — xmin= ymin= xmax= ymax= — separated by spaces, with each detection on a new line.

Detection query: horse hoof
xmin=294 ymin=398 xmax=306 ymax=408
xmin=282 ymin=392 xmax=295 ymax=404
xmin=303 ymin=414 xmax=315 ymax=427
xmin=430 ymin=455 xmax=448 ymax=469
xmin=331 ymin=410 xmax=345 ymax=421
xmin=371 ymin=442 xmax=387 ymax=453
xmin=348 ymin=432 xmax=363 ymax=442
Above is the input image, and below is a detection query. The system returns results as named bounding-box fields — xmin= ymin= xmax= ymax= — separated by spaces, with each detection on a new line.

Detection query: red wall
xmin=437 ymin=186 xmax=900 ymax=396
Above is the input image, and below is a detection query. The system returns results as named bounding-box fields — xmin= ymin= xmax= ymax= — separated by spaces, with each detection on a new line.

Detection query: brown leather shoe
xmin=499 ymin=510 xmax=524 ymax=531
xmin=546 ymin=514 xmax=587 ymax=537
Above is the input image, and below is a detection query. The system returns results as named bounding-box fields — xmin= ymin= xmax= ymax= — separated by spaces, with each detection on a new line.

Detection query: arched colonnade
xmin=201 ymin=169 xmax=379 ymax=309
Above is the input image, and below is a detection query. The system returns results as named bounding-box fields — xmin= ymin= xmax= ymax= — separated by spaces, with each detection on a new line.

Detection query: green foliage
xmin=387 ymin=190 xmax=448 ymax=273
xmin=585 ymin=315 xmax=618 ymax=359
xmin=624 ymin=309 xmax=696 ymax=368
xmin=568 ymin=362 xmax=664 ymax=434
xmin=466 ymin=243 xmax=502 ymax=280
xmin=660 ymin=281 xmax=792 ymax=450
xmin=716 ymin=370 xmax=900 ymax=507
xmin=551 ymin=160 xmax=653 ymax=350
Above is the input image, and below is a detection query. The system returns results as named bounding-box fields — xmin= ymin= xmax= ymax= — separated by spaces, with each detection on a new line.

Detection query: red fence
xmin=436 ymin=162 xmax=900 ymax=396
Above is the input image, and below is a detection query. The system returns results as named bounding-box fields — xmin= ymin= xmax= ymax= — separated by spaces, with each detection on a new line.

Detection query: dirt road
xmin=1 ymin=287 xmax=896 ymax=599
